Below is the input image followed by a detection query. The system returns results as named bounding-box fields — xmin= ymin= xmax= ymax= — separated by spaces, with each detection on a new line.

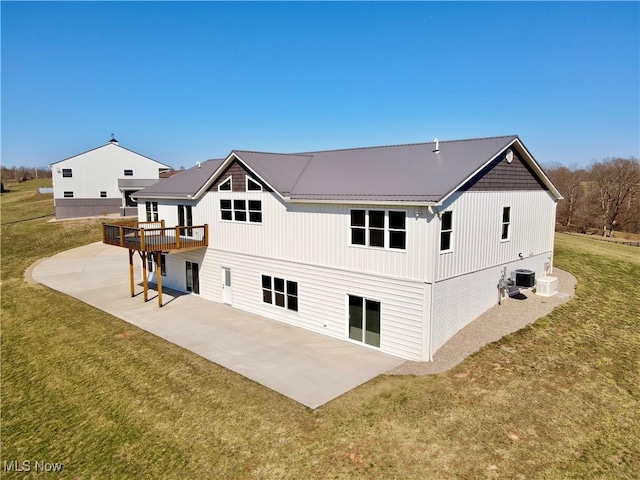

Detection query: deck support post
xmin=141 ymin=251 xmax=148 ymax=302
xmin=128 ymin=249 xmax=135 ymax=297
xmin=156 ymin=251 xmax=163 ymax=307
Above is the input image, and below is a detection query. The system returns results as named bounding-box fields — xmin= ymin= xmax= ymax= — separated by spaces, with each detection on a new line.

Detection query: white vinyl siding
xmin=51 ymin=143 xmax=167 ymax=201
xmin=437 ymin=191 xmax=556 ymax=281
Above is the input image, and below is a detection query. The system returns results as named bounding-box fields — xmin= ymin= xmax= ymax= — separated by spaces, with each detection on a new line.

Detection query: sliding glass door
xmin=348 ymin=295 xmax=381 ymax=348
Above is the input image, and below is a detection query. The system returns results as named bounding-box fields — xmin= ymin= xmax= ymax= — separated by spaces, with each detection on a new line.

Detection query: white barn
xmin=120 ymin=135 xmax=562 ymax=361
xmin=50 ymin=137 xmax=170 ymax=219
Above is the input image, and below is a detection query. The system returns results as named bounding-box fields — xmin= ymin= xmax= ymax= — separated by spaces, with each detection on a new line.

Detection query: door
xmin=348 ymin=295 xmax=381 ymax=347
xmin=221 ymin=268 xmax=232 ymax=305
xmin=178 ymin=205 xmax=193 ymax=236
xmin=185 ymin=261 xmax=200 ymax=294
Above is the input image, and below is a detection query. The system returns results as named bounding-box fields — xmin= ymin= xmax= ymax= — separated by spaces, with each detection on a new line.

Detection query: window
xmin=388 ymin=211 xmax=406 ymax=249
xmin=147 ymin=256 xmax=154 ymax=272
xmin=178 ymin=205 xmax=193 ymax=236
xmin=63 ymin=191 xmax=74 ymax=198
xmin=123 ymin=169 xmax=134 ymax=176
xmin=248 ymin=200 xmax=262 ymax=223
xmin=218 ymin=176 xmax=232 ymax=191
xmin=501 ymin=207 xmax=511 ymax=241
xmin=348 ymin=295 xmax=381 ymax=347
xmin=220 ymin=199 xmax=232 ymax=220
xmin=234 ymin=200 xmax=247 ymax=222
xmin=62 ymin=168 xmax=72 ymax=177
xmin=100 ymin=191 xmax=107 ymax=198
xmin=246 ymin=176 xmax=262 ymax=191
xmin=124 ymin=191 xmax=137 ymax=207
xmin=145 ymin=201 xmax=158 ymax=221
xmin=220 ymin=199 xmax=262 ymax=223
xmin=350 ymin=209 xmax=406 ymax=250
xmin=368 ymin=210 xmax=385 ymax=247
xmin=351 ymin=210 xmax=366 ymax=245
xmin=160 ymin=255 xmax=166 ymax=276
xmin=440 ymin=211 xmax=453 ymax=252
xmin=262 ymin=275 xmax=298 ymax=311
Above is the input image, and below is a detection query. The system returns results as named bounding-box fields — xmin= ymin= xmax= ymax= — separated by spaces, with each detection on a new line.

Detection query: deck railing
xmin=102 ymin=221 xmax=208 ymax=252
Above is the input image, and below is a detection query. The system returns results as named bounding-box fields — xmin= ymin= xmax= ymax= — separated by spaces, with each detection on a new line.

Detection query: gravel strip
xmin=386 ymin=268 xmax=577 ymax=375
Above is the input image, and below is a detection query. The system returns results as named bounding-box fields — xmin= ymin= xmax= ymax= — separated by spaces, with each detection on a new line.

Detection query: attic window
xmin=246 ymin=177 xmax=262 ymax=191
xmin=218 ymin=176 xmax=232 ymax=191
xmin=62 ymin=168 xmax=72 ymax=177
xmin=123 ymin=169 xmax=134 ymax=176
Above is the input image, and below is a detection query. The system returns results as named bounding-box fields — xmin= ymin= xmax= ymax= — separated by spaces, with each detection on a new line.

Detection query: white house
xmin=50 ymin=136 xmax=171 ymax=219
xmin=116 ymin=135 xmax=562 ymax=361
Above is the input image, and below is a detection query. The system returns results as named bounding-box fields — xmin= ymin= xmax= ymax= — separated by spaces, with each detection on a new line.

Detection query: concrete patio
xmin=30 ymin=242 xmax=405 ymax=408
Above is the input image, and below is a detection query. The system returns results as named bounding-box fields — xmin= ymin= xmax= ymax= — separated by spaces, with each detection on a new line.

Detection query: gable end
xmin=460 ymin=148 xmax=548 ymax=192
xmin=209 ymin=159 xmax=272 ymax=193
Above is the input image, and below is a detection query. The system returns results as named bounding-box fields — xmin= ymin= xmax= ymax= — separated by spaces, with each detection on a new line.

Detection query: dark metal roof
xmin=288 ymin=136 xmax=518 ymax=202
xmin=232 ymin=151 xmax=312 ymax=194
xmin=134 ymin=135 xmax=559 ymax=203
xmin=134 ymin=159 xmax=224 ymax=199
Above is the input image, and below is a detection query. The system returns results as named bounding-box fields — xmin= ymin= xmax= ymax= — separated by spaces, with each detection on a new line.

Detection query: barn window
xmin=100 ymin=191 xmax=107 ymax=198
xmin=440 ymin=211 xmax=453 ymax=252
xmin=63 ymin=191 xmax=74 ymax=198
xmin=62 ymin=168 xmax=72 ymax=177
xmin=123 ymin=169 xmax=134 ymax=176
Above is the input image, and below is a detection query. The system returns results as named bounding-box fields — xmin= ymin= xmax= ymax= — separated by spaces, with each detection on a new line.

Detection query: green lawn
xmin=2 ymin=180 xmax=639 ymax=479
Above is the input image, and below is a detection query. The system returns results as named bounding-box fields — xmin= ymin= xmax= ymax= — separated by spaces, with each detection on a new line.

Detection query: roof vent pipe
xmin=433 ymin=138 xmax=439 ymax=153
xmin=197 ymin=162 xmax=201 ymax=169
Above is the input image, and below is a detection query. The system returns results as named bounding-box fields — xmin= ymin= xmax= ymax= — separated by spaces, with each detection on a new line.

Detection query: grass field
xmin=2 ymin=180 xmax=639 ymax=479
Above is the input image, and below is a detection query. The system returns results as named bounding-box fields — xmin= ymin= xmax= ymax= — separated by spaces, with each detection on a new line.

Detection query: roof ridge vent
xmin=433 ymin=138 xmax=439 ymax=153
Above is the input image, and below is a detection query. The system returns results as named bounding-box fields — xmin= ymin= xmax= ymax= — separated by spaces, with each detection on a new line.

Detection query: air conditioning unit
xmin=511 ymin=269 xmax=535 ymax=288
xmin=536 ymin=276 xmax=558 ymax=297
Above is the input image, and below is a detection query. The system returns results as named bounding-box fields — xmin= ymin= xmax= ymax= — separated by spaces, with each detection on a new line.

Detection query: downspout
xmin=427 ymin=205 xmax=439 ymax=361
xmin=549 ymin=201 xmax=558 ymax=274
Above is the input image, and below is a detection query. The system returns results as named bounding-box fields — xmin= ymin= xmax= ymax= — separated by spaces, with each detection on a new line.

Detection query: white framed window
xmin=62 ymin=168 xmax=72 ymax=177
xmin=63 ymin=191 xmax=74 ymax=198
xmin=100 ymin=191 xmax=107 ymax=198
xmin=145 ymin=201 xmax=158 ymax=222
xmin=440 ymin=211 xmax=453 ymax=252
xmin=123 ymin=169 xmax=134 ymax=176
xmin=501 ymin=207 xmax=511 ymax=241
xmin=350 ymin=209 xmax=406 ymax=250
xmin=218 ymin=176 xmax=232 ymax=191
xmin=178 ymin=204 xmax=193 ymax=235
xmin=262 ymin=275 xmax=298 ymax=311
xmin=219 ymin=199 xmax=262 ymax=223
xmin=246 ymin=176 xmax=262 ymax=191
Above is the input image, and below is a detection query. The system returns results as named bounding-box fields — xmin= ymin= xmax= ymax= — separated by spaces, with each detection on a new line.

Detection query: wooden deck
xmin=101 ymin=221 xmax=209 ymax=307
xmin=102 ymin=221 xmax=208 ymax=253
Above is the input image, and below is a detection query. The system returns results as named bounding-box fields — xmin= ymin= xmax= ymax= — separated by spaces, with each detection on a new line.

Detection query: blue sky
xmin=2 ymin=1 xmax=638 ymax=169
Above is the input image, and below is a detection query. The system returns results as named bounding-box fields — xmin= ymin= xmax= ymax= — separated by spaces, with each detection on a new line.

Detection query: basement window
xmin=262 ymin=275 xmax=298 ymax=311
xmin=63 ymin=191 xmax=74 ymax=198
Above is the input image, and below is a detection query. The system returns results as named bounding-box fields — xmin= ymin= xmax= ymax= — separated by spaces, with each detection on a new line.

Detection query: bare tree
xmin=545 ymin=163 xmax=587 ymax=228
xmin=588 ymin=157 xmax=640 ymax=236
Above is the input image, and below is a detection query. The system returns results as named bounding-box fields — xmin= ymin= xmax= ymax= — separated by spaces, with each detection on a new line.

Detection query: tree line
xmin=545 ymin=157 xmax=640 ymax=236
xmin=1 ymin=165 xmax=52 ymax=184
